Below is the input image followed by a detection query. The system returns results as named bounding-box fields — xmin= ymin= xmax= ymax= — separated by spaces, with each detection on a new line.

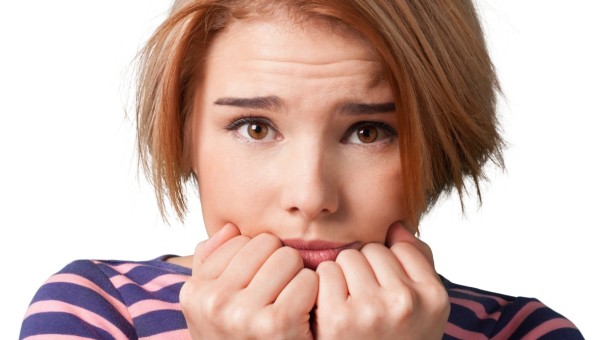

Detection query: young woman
xmin=20 ymin=0 xmax=583 ymax=338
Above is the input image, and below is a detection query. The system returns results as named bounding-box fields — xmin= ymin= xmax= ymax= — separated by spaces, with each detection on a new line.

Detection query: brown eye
xmin=247 ymin=123 xmax=269 ymax=139
xmin=356 ymin=126 xmax=378 ymax=143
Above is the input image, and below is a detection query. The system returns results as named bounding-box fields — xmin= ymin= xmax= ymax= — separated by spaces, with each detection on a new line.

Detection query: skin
xmin=177 ymin=15 xmax=450 ymax=339
xmin=193 ymin=18 xmax=406 ymax=243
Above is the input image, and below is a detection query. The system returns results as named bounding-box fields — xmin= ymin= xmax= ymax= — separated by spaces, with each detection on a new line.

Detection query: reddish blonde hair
xmin=136 ymin=0 xmax=504 ymax=225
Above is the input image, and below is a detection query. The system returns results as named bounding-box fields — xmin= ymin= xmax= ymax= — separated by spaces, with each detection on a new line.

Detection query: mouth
xmin=281 ymin=239 xmax=360 ymax=270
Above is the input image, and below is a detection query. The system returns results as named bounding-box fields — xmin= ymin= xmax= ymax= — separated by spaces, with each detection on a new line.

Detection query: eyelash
xmin=225 ymin=116 xmax=275 ymax=132
xmin=342 ymin=121 xmax=398 ymax=144
xmin=225 ymin=116 xmax=398 ymax=144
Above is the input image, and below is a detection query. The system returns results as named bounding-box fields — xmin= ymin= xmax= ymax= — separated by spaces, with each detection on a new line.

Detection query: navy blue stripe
xmin=448 ymin=288 xmax=508 ymax=314
xmin=29 ymin=282 xmax=134 ymax=334
xmin=58 ymin=260 xmax=124 ymax=301
xmin=20 ymin=312 xmax=120 ymax=339
xmin=447 ymin=303 xmax=494 ymax=336
xmin=509 ymin=306 xmax=561 ymax=339
xmin=118 ymin=282 xmax=184 ymax=305
xmin=132 ymin=309 xmax=188 ymax=337
xmin=96 ymin=259 xmax=191 ymax=282
xmin=95 ymin=262 xmax=123 ymax=278
xmin=120 ymin=265 xmax=173 ymax=285
xmin=538 ymin=327 xmax=585 ymax=339
xmin=96 ymin=261 xmax=167 ymax=281
xmin=489 ymin=297 xmax=537 ymax=336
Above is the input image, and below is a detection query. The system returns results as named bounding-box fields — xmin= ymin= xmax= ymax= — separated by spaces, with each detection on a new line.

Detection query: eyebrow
xmin=214 ymin=96 xmax=395 ymax=115
xmin=340 ymin=102 xmax=395 ymax=115
xmin=214 ymin=96 xmax=284 ymax=111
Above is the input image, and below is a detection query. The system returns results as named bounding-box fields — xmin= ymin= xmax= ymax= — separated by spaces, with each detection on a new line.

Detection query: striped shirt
xmin=20 ymin=256 xmax=583 ymax=339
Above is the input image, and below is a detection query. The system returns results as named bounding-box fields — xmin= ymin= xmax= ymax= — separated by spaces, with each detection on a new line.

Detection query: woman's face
xmin=192 ymin=16 xmax=408 ymax=267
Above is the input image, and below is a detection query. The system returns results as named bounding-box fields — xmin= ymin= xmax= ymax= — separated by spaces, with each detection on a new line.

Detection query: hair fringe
xmin=135 ymin=0 xmax=505 ymax=226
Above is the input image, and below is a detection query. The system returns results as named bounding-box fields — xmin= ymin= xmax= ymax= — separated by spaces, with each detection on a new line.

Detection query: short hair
xmin=136 ymin=0 xmax=504 ymax=225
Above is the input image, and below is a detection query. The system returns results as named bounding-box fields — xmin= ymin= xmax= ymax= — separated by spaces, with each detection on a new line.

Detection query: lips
xmin=281 ymin=239 xmax=359 ymax=270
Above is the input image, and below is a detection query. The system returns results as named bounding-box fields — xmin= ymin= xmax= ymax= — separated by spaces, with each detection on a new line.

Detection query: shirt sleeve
xmin=487 ymin=297 xmax=584 ymax=339
xmin=20 ymin=260 xmax=138 ymax=340
xmin=442 ymin=276 xmax=584 ymax=340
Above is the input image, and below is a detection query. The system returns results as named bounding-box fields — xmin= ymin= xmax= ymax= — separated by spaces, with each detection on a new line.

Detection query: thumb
xmin=385 ymin=221 xmax=416 ymax=247
xmin=196 ymin=223 xmax=241 ymax=263
xmin=385 ymin=221 xmax=435 ymax=267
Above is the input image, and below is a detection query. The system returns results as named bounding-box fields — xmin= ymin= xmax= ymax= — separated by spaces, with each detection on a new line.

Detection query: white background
xmin=1 ymin=1 xmax=603 ymax=338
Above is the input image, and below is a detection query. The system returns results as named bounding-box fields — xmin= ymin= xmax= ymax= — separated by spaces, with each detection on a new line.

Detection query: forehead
xmin=204 ymin=16 xmax=384 ymax=79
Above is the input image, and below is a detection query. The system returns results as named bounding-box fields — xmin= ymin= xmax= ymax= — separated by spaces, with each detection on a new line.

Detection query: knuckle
xmin=358 ymin=300 xmax=384 ymax=328
xmin=193 ymin=241 xmax=206 ymax=256
xmin=389 ymin=286 xmax=416 ymax=321
xmin=322 ymin=309 xmax=349 ymax=332
xmin=255 ymin=309 xmax=288 ymax=335
xmin=178 ymin=280 xmax=197 ymax=310
xmin=226 ymin=304 xmax=252 ymax=330
xmin=418 ymin=240 xmax=435 ymax=262
xmin=200 ymin=289 xmax=229 ymax=317
xmin=425 ymin=282 xmax=451 ymax=315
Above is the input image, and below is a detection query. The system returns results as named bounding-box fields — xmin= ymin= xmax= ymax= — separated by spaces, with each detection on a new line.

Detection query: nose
xmin=279 ymin=142 xmax=339 ymax=221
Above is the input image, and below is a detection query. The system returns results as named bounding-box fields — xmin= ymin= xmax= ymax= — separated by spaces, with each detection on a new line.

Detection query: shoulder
xmin=20 ymin=256 xmax=192 ymax=339
xmin=441 ymin=276 xmax=584 ymax=339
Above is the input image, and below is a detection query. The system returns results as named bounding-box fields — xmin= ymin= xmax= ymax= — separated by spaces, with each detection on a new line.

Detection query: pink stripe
xmin=491 ymin=300 xmax=546 ymax=339
xmin=24 ymin=301 xmax=129 ymax=340
xmin=110 ymin=273 xmax=188 ymax=291
xmin=450 ymin=297 xmax=501 ymax=321
xmin=139 ymin=329 xmax=192 ymax=339
xmin=444 ymin=321 xmax=488 ymax=340
xmin=521 ymin=317 xmax=578 ymax=338
xmin=41 ymin=273 xmax=132 ymax=324
xmin=95 ymin=261 xmax=144 ymax=274
xmin=128 ymin=299 xmax=182 ymax=318
xmin=450 ymin=288 xmax=510 ymax=306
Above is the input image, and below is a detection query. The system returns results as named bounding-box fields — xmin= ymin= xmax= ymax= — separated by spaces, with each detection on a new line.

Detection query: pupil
xmin=358 ymin=127 xmax=377 ymax=143
xmin=248 ymin=123 xmax=268 ymax=139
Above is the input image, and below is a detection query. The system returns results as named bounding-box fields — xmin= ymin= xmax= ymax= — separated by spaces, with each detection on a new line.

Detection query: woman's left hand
xmin=313 ymin=223 xmax=450 ymax=340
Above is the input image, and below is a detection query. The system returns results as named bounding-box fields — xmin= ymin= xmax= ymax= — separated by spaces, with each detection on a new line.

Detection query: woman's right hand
xmin=180 ymin=223 xmax=318 ymax=340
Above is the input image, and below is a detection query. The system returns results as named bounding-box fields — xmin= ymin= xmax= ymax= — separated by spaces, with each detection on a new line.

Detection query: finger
xmin=316 ymin=261 xmax=348 ymax=305
xmin=245 ymin=246 xmax=304 ymax=306
xmin=197 ymin=223 xmax=241 ymax=263
xmin=274 ymin=268 xmax=319 ymax=316
xmin=360 ymin=243 xmax=409 ymax=288
xmin=385 ymin=222 xmax=434 ymax=266
xmin=390 ymin=241 xmax=439 ymax=283
xmin=385 ymin=221 xmax=415 ymax=247
xmin=220 ymin=233 xmax=283 ymax=289
xmin=335 ymin=249 xmax=379 ymax=295
xmin=194 ymin=235 xmax=249 ymax=278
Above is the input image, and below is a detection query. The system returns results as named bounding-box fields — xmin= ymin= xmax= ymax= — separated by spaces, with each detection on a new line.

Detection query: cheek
xmin=346 ymin=157 xmax=405 ymax=241
xmin=196 ymin=142 xmax=278 ymax=235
